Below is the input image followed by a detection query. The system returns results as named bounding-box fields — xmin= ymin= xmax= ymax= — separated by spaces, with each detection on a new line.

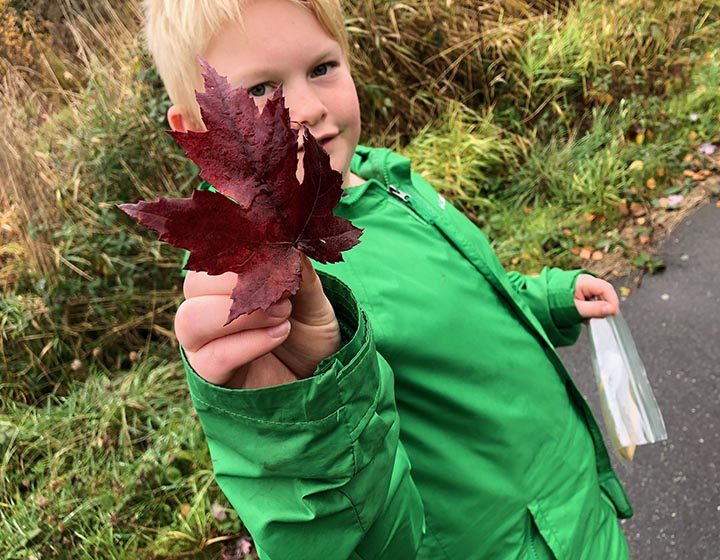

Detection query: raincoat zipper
xmin=384 ymin=180 xmax=429 ymax=225
xmin=383 ymin=154 xmax=415 ymax=209
xmin=387 ymin=184 xmax=412 ymax=203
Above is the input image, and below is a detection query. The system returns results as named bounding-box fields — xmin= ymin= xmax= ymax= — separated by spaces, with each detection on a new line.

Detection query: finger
xmin=598 ymin=283 xmax=620 ymax=315
xmin=575 ymin=299 xmax=617 ymax=319
xmin=576 ymin=277 xmax=619 ymax=308
xmin=184 ymin=270 xmax=239 ymax=298
xmin=575 ymin=275 xmax=604 ymax=299
xmin=175 ymin=295 xmax=292 ymax=351
xmin=185 ymin=321 xmax=291 ymax=385
xmin=290 ymin=255 xmax=336 ymax=325
xmin=580 ymin=279 xmax=620 ymax=315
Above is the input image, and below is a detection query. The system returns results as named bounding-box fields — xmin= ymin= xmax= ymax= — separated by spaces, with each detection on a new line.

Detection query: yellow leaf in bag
xmin=619 ymin=444 xmax=636 ymax=461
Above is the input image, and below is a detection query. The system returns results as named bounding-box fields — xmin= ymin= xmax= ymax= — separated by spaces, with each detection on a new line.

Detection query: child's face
xmin=203 ymin=0 xmax=361 ymax=185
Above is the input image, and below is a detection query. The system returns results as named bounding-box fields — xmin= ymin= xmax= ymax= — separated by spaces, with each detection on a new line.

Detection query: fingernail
xmin=267 ymin=320 xmax=290 ymax=338
xmin=267 ymin=300 xmax=290 ymax=317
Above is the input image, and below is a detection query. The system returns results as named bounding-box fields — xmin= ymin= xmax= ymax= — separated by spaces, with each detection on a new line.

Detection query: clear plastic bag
xmin=588 ymin=312 xmax=667 ymax=461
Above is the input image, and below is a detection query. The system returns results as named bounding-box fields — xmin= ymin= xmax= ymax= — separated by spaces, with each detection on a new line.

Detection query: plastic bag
xmin=588 ymin=312 xmax=667 ymax=461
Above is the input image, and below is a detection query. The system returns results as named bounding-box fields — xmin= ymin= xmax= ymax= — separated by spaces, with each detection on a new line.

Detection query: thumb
xmin=290 ymin=254 xmax=336 ymax=326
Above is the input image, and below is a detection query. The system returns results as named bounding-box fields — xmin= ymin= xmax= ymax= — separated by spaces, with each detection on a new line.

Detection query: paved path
xmin=557 ymin=201 xmax=720 ymax=560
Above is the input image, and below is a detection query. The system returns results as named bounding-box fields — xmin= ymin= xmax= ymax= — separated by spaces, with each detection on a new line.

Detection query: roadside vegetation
xmin=1 ymin=0 xmax=718 ymax=557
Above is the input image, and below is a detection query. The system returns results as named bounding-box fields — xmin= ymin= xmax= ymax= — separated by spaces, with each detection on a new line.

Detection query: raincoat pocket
xmin=526 ymin=506 xmax=563 ymax=560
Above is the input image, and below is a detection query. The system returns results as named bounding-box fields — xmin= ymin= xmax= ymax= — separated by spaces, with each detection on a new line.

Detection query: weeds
xmin=0 ymin=359 xmax=241 ymax=558
xmin=346 ymin=0 xmax=574 ymax=142
xmin=399 ymin=51 xmax=720 ymax=274
xmin=402 ymin=103 xmax=523 ymax=209
xmin=1 ymin=1 xmax=193 ymax=402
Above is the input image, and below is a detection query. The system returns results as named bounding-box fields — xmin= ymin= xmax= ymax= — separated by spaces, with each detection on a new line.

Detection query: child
xmin=143 ymin=1 xmax=633 ymax=558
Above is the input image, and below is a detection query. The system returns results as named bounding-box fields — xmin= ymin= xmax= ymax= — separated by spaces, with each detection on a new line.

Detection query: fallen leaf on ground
xmin=212 ymin=501 xmax=227 ymax=522
xmin=240 ymin=538 xmax=253 ymax=555
xmin=698 ymin=142 xmax=717 ymax=155
xmin=630 ymin=202 xmax=647 ymax=217
xmin=667 ymin=194 xmax=685 ymax=208
xmin=35 ymin=495 xmax=49 ymax=507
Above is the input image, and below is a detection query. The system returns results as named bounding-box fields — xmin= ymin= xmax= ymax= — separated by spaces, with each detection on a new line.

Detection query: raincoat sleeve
xmin=505 ymin=267 xmax=587 ymax=347
xmin=180 ymin=272 xmax=425 ymax=560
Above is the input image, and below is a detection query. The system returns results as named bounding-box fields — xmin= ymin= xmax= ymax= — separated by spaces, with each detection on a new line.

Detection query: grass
xmin=399 ymin=1 xmax=720 ymax=274
xmin=0 ymin=359 xmax=243 ymax=558
xmin=0 ymin=1 xmax=196 ymax=404
xmin=345 ymin=0 xmax=576 ymax=141
xmin=403 ymin=77 xmax=720 ymax=271
xmin=1 ymin=0 xmax=719 ymax=557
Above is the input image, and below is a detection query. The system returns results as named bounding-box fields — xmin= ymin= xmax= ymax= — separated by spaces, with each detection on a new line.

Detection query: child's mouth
xmin=298 ymin=134 xmax=336 ymax=154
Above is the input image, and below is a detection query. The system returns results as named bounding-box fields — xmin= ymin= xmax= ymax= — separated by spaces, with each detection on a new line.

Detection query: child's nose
xmin=287 ymin=84 xmax=327 ymax=128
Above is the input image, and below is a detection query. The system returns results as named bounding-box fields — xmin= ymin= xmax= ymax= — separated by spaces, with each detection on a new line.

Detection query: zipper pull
xmin=387 ymin=184 xmax=412 ymax=202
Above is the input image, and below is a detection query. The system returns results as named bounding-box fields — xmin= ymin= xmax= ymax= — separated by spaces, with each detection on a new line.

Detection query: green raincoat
xmin=181 ymin=146 xmax=634 ymax=559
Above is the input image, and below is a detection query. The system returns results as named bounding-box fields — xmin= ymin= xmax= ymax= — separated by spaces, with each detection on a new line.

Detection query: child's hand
xmin=573 ymin=274 xmax=620 ymax=319
xmin=174 ymin=256 xmax=341 ymax=389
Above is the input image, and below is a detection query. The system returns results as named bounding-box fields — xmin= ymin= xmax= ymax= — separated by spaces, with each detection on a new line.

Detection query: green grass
xmin=402 ymin=50 xmax=720 ymax=274
xmin=0 ymin=359 xmax=243 ymax=559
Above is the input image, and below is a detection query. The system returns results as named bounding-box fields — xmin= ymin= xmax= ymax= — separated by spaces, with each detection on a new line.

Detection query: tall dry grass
xmin=0 ymin=1 xmax=192 ymax=402
xmin=345 ymin=0 xmax=573 ymax=141
xmin=346 ymin=0 xmax=718 ymax=141
xmin=0 ymin=66 xmax=55 ymax=279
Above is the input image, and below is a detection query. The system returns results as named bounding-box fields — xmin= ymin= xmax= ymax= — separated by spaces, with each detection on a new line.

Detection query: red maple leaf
xmin=119 ymin=59 xmax=362 ymax=324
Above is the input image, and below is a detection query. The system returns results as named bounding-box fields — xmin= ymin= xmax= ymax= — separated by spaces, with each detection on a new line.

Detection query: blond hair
xmin=143 ymin=0 xmax=349 ymax=130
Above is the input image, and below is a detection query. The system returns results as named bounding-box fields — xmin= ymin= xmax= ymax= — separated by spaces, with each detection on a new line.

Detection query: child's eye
xmin=310 ymin=62 xmax=337 ymax=78
xmin=248 ymin=83 xmax=269 ymax=97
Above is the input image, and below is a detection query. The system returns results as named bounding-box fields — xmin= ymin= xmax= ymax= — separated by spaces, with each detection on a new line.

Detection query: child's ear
xmin=167 ymin=105 xmax=188 ymax=132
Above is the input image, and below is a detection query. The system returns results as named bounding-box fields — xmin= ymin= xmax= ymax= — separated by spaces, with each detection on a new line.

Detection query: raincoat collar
xmin=342 ymin=145 xmax=413 ymax=206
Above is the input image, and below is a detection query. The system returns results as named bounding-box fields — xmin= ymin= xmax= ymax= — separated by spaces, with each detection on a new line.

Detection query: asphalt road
xmin=557 ymin=201 xmax=720 ymax=560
